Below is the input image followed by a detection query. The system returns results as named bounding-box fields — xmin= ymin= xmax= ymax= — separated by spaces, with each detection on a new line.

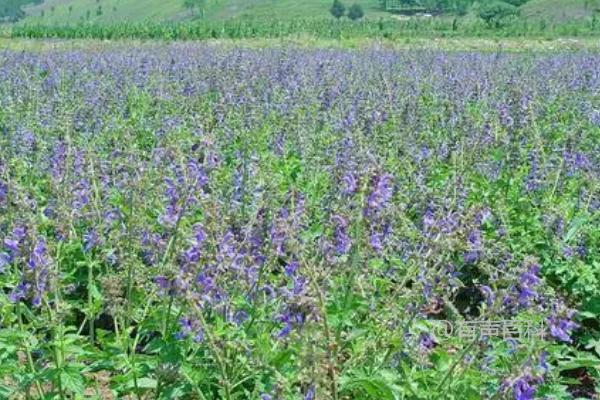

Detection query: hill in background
xmin=522 ymin=0 xmax=600 ymax=21
xmin=22 ymin=0 xmax=386 ymax=23
xmin=10 ymin=0 xmax=600 ymax=24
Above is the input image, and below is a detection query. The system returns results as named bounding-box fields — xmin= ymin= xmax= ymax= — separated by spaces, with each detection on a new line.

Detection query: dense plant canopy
xmin=0 ymin=44 xmax=598 ymax=399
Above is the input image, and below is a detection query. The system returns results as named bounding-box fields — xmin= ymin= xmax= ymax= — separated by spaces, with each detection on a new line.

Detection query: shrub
xmin=330 ymin=0 xmax=346 ymax=19
xmin=479 ymin=1 xmax=519 ymax=28
xmin=348 ymin=3 xmax=364 ymax=20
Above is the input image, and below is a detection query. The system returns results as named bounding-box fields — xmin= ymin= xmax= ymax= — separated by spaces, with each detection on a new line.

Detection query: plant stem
xmin=435 ymin=334 xmax=480 ymax=394
xmin=88 ymin=259 xmax=95 ymax=343
xmin=17 ymin=303 xmax=44 ymax=399
xmin=192 ymin=303 xmax=233 ymax=400
xmin=308 ymin=261 xmax=339 ymax=400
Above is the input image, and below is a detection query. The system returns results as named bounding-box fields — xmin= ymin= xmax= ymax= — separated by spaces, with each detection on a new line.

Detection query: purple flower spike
xmin=331 ymin=215 xmax=351 ymax=255
xmin=341 ymin=172 xmax=357 ymax=195
xmin=304 ymin=384 xmax=315 ymax=400
xmin=512 ymin=376 xmax=536 ymax=400
xmin=367 ymin=173 xmax=394 ymax=212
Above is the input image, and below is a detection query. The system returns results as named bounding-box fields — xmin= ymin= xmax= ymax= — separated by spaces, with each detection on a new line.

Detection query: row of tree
xmin=330 ymin=1 xmax=365 ymax=20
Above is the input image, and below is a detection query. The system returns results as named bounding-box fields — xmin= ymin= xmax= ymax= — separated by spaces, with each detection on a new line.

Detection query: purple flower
xmin=562 ymin=246 xmax=574 ymax=258
xmin=4 ymin=225 xmax=27 ymax=256
xmin=276 ymin=322 xmax=292 ymax=339
xmin=233 ymin=310 xmax=249 ymax=326
xmin=418 ymin=332 xmax=435 ymax=352
xmin=341 ymin=172 xmax=357 ymax=194
xmin=423 ymin=208 xmax=435 ymax=228
xmin=367 ymin=173 xmax=394 ymax=212
xmin=331 ymin=215 xmax=351 ymax=255
xmin=512 ymin=375 xmax=536 ymax=400
xmin=539 ymin=352 xmax=549 ymax=374
xmin=192 ymin=224 xmax=207 ymax=244
xmin=4 ymin=238 xmax=20 ymax=253
xmin=591 ymin=109 xmax=600 ymax=126
xmin=83 ymin=229 xmax=100 ymax=253
xmin=28 ymin=237 xmax=49 ymax=271
xmin=498 ymin=103 xmax=514 ymax=128
xmin=0 ymin=181 xmax=7 ymax=205
xmin=284 ymin=261 xmax=299 ymax=277
xmin=0 ymin=252 xmax=10 ymax=272
xmin=304 ymin=384 xmax=315 ymax=400
xmin=517 ymin=264 xmax=541 ymax=308
xmin=9 ymin=282 xmax=30 ymax=303
xmin=159 ymin=204 xmax=180 ymax=228
xmin=548 ymin=315 xmax=578 ymax=343
xmin=467 ymin=229 xmax=482 ymax=249
xmin=463 ymin=251 xmax=479 ymax=264
xmin=370 ymin=232 xmax=383 ymax=252
xmin=479 ymin=285 xmax=495 ymax=305
xmin=177 ymin=316 xmax=204 ymax=343
xmin=195 ymin=273 xmax=215 ymax=296
xmin=154 ymin=276 xmax=172 ymax=295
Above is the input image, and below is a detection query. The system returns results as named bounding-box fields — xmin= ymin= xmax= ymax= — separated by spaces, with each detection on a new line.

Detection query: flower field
xmin=0 ymin=45 xmax=599 ymax=399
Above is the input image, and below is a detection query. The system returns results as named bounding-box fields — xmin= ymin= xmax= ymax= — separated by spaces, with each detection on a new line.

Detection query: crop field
xmin=0 ymin=43 xmax=599 ymax=400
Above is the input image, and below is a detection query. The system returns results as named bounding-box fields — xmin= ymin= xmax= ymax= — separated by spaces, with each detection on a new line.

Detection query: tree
xmin=330 ymin=0 xmax=346 ymax=19
xmin=479 ymin=1 xmax=518 ymax=28
xmin=348 ymin=3 xmax=364 ymax=20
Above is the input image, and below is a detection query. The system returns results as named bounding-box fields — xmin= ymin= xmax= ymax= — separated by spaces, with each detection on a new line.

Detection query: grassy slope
xmin=19 ymin=0 xmax=600 ymax=24
xmin=23 ymin=0 xmax=188 ymax=22
xmin=521 ymin=0 xmax=600 ymax=20
xmin=22 ymin=0 xmax=387 ymax=23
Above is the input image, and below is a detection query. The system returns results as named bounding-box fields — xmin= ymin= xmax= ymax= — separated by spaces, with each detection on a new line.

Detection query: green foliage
xmin=348 ymin=3 xmax=365 ymax=19
xmin=330 ymin=0 xmax=347 ymax=18
xmin=0 ymin=0 xmax=41 ymax=22
xmin=479 ymin=1 xmax=519 ymax=27
xmin=385 ymin=0 xmax=476 ymax=14
xmin=503 ymin=0 xmax=530 ymax=5
xmin=8 ymin=14 xmax=600 ymax=41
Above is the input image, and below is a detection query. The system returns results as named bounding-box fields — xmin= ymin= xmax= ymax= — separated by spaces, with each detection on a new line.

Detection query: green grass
xmin=22 ymin=0 xmax=388 ymax=23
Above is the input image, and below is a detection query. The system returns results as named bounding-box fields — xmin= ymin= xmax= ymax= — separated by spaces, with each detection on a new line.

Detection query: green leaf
xmin=340 ymin=371 xmax=401 ymax=400
xmin=584 ymin=339 xmax=600 ymax=357
xmin=61 ymin=367 xmax=86 ymax=394
xmin=563 ymin=216 xmax=587 ymax=243
xmin=126 ymin=377 xmax=158 ymax=390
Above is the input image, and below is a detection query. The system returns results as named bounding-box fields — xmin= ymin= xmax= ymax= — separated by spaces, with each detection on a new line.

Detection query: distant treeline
xmin=0 ymin=0 xmax=41 ymax=22
xmin=6 ymin=17 xmax=600 ymax=40
xmin=380 ymin=0 xmax=529 ymax=15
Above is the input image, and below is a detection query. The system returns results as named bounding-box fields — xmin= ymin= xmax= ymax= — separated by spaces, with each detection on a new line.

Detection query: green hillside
xmin=521 ymin=0 xmax=600 ymax=20
xmin=22 ymin=0 xmax=387 ymax=23
xmin=17 ymin=0 xmax=600 ymax=24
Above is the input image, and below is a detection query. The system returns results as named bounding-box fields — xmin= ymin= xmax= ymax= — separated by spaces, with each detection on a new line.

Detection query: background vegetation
xmin=0 ymin=0 xmax=598 ymax=41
